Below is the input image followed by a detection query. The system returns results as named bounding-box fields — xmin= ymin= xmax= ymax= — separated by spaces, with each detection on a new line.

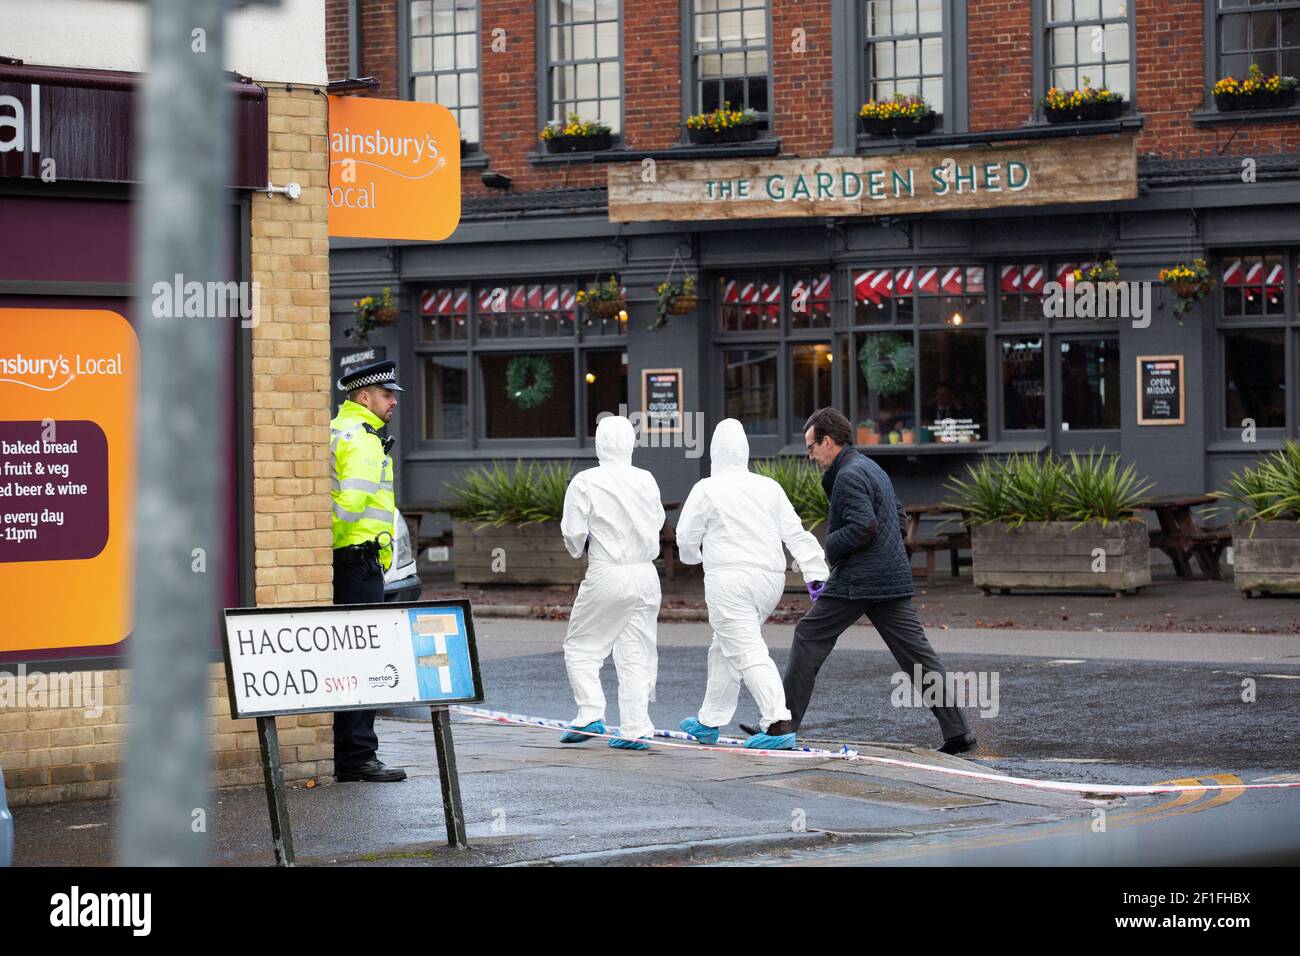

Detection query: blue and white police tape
xmin=449 ymin=705 xmax=1300 ymax=798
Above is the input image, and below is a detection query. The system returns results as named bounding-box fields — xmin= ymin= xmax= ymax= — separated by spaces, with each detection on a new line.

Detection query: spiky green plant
xmin=1212 ymin=441 xmax=1300 ymax=522
xmin=443 ymin=459 xmax=573 ymax=526
xmin=754 ymin=457 xmax=829 ymax=529
xmin=1061 ymin=451 xmax=1155 ymax=526
xmin=944 ymin=451 xmax=1151 ymax=527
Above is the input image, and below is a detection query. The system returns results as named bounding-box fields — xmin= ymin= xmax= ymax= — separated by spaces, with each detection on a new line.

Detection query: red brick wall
xmin=326 ymin=0 xmax=1299 ymax=201
xmin=967 ymin=0 xmax=1034 ymax=132
xmin=771 ymin=0 xmax=833 ymax=156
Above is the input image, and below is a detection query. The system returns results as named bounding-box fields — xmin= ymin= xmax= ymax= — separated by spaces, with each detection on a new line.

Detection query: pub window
xmin=545 ymin=0 xmax=623 ymax=135
xmin=410 ymin=0 xmax=482 ymax=146
xmin=1216 ymin=251 xmax=1291 ymax=434
xmin=690 ymin=0 xmax=771 ymax=127
xmin=863 ymin=0 xmax=947 ymax=118
xmin=422 ymin=355 xmax=470 ymax=440
xmin=1000 ymin=336 xmax=1046 ymax=431
xmin=715 ymin=269 xmax=833 ymax=439
xmin=723 ymin=348 xmax=779 ymax=434
xmin=998 ymin=263 xmax=1048 ymax=323
xmin=851 ymin=263 xmax=989 ymax=446
xmin=481 ymin=351 xmax=577 ymax=438
xmin=1059 ymin=337 xmax=1120 ymax=431
xmin=416 ymin=276 xmax=627 ymax=447
xmin=1044 ymin=0 xmax=1133 ymax=105
xmin=1215 ymin=0 xmax=1300 ymax=81
xmin=584 ymin=348 xmax=628 ymax=436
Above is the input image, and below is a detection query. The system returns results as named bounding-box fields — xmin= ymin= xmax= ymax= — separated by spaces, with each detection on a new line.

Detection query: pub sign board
xmin=1137 ymin=355 xmax=1185 ymax=426
xmin=608 ymin=135 xmax=1138 ymax=223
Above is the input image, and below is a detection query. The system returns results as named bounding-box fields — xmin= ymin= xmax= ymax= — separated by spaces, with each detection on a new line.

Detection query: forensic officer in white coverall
xmin=559 ymin=415 xmax=665 ymax=750
xmin=675 ymin=418 xmax=829 ymax=750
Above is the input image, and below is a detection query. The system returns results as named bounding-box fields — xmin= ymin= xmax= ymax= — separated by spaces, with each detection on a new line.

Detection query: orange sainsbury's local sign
xmin=327 ymin=96 xmax=461 ymax=241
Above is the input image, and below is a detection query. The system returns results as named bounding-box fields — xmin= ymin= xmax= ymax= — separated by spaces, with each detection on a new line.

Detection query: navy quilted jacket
xmin=820 ymin=446 xmax=913 ymax=601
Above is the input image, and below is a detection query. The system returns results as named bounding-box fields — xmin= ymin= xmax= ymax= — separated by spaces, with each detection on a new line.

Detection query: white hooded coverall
xmin=675 ymin=418 xmax=829 ymax=731
xmin=561 ymin=416 xmax=665 ymax=740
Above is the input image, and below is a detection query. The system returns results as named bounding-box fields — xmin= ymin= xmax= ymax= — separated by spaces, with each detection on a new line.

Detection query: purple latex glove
xmin=807 ymin=580 xmax=826 ymax=602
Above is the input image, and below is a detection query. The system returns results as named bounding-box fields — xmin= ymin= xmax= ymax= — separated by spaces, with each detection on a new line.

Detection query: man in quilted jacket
xmin=772 ymin=407 xmax=976 ymax=754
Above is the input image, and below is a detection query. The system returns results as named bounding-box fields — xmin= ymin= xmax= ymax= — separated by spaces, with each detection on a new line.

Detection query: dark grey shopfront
xmin=328 ymin=151 xmax=1300 ymax=525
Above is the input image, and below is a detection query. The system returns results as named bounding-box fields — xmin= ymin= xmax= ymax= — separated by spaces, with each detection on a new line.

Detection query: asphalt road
xmin=469 ymin=618 xmax=1300 ymax=865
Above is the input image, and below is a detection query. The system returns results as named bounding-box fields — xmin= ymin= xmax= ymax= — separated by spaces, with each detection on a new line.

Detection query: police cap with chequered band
xmin=337 ymin=359 xmax=403 ymax=392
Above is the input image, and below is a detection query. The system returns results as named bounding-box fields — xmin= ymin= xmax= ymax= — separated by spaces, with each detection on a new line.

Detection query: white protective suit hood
xmin=674 ymin=419 xmax=829 ymax=582
xmin=561 ymin=415 xmax=664 ymax=566
xmin=709 ymin=418 xmax=750 ymax=474
xmin=595 ymin=414 xmax=636 ymax=467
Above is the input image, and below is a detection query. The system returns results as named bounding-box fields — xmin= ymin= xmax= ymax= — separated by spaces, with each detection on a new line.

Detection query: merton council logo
xmin=367 ymin=663 xmax=399 ymax=689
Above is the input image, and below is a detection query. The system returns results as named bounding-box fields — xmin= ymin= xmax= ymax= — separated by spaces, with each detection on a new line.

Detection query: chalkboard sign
xmin=1137 ymin=355 xmax=1184 ymax=425
xmin=333 ymin=345 xmax=385 ymax=392
xmin=642 ymin=367 xmax=683 ymax=433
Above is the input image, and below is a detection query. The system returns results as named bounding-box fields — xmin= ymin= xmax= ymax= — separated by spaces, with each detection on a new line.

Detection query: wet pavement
xmin=10 ymin=618 xmax=1299 ymax=866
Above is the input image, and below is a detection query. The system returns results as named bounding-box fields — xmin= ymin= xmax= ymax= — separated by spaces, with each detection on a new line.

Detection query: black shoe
xmin=336 ymin=758 xmax=407 ymax=782
xmin=938 ymin=733 xmax=978 ymax=755
xmin=739 ymin=720 xmax=794 ymax=736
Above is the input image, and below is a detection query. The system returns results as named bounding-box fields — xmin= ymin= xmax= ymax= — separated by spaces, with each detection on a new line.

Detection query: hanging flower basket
xmin=577 ymin=275 xmax=626 ymax=321
xmin=858 ymin=94 xmax=936 ymax=136
xmin=1159 ymin=259 xmax=1214 ymax=322
xmin=668 ymin=293 xmax=698 ymax=314
xmin=1212 ymin=63 xmax=1298 ymax=111
xmin=540 ymin=113 xmax=614 ymax=153
xmin=352 ymin=287 xmax=397 ymax=342
xmin=1041 ymin=76 xmax=1125 ymax=123
xmin=652 ymin=275 xmax=697 ymax=331
xmin=505 ymin=354 xmax=555 ymax=410
xmin=1072 ymin=258 xmax=1122 ymax=284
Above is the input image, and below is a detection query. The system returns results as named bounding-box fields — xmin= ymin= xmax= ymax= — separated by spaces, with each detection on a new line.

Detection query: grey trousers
xmin=783 ymin=594 xmax=972 ymax=741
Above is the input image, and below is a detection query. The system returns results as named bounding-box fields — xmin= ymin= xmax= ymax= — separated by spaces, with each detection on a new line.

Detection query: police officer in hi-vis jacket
xmin=329 ymin=359 xmax=407 ymax=782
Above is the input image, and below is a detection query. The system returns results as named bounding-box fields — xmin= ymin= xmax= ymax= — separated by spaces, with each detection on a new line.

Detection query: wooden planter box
xmin=1043 ymin=98 xmax=1124 ymax=123
xmin=784 ymin=523 xmax=828 ymax=591
xmin=1232 ymin=520 xmax=1300 ymax=596
xmin=687 ymin=124 xmax=759 ymax=145
xmin=452 ymin=519 xmax=585 ymax=586
xmin=971 ymin=520 xmax=1151 ymax=595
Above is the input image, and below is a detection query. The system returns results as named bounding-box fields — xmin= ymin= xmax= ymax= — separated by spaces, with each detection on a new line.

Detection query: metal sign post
xmin=256 ymin=716 xmax=296 ymax=866
xmin=430 ymin=706 xmax=468 ymax=849
xmin=221 ymin=598 xmax=484 ymax=866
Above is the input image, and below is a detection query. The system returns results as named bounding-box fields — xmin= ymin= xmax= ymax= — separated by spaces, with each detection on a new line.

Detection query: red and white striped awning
xmin=1223 ymin=258 xmax=1284 ymax=287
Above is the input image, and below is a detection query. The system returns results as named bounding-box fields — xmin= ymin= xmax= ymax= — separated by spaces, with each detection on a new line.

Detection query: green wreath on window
xmin=506 ymin=354 xmax=555 ymax=410
xmin=858 ymin=334 xmax=915 ymax=398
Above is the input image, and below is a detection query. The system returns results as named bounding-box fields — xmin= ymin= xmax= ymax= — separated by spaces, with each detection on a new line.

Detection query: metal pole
xmin=118 ymin=0 xmax=233 ymax=866
xmin=257 ymin=717 xmax=296 ymax=866
xmin=431 ymin=706 xmax=469 ymax=849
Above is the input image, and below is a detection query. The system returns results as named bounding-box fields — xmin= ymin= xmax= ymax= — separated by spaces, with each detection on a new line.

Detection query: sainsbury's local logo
xmin=329 ymin=127 xmax=448 ymax=179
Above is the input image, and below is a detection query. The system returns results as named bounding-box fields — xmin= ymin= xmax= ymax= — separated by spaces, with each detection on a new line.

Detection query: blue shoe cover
xmin=560 ymin=720 xmax=606 ymax=743
xmin=745 ymin=732 xmax=796 ymax=751
xmin=609 ymin=736 xmax=651 ymax=750
xmin=679 ymin=717 xmax=720 ymax=745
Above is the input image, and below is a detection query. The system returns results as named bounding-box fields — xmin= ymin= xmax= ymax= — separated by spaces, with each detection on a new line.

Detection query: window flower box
xmin=858 ymin=93 xmax=937 ymax=136
xmin=685 ymin=105 xmax=761 ymax=145
xmin=1041 ymin=76 xmax=1124 ymax=123
xmin=539 ymin=114 xmax=613 ymax=153
xmin=1212 ymin=63 xmax=1298 ymax=112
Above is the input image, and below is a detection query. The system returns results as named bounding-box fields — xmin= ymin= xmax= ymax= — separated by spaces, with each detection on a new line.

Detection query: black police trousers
xmin=332 ymin=547 xmax=385 ymax=770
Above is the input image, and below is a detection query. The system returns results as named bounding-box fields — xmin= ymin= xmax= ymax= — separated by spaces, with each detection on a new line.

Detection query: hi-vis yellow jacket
xmin=330 ymin=399 xmax=396 ymax=570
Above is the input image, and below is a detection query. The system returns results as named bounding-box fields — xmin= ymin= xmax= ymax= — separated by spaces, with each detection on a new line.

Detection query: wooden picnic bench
xmin=904 ymin=504 xmax=972 ymax=586
xmin=1133 ymin=493 xmax=1232 ymax=580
